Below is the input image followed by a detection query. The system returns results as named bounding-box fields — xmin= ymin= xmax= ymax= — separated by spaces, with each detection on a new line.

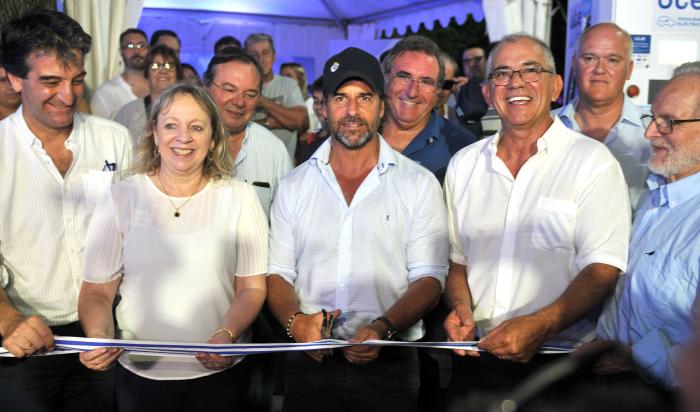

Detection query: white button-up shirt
xmin=445 ymin=117 xmax=630 ymax=346
xmin=269 ymin=136 xmax=449 ymax=341
xmin=0 ymin=108 xmax=132 ymax=326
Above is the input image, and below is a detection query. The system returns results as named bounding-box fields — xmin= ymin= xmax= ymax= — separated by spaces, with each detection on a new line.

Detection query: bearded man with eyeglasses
xmin=442 ymin=33 xmax=631 ymax=403
xmin=593 ymin=73 xmax=700 ymax=393
xmin=91 ymin=28 xmax=150 ymax=119
xmin=555 ymin=22 xmax=650 ymax=210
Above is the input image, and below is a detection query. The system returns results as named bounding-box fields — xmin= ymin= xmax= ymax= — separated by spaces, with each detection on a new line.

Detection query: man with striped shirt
xmin=205 ymin=49 xmax=292 ymax=217
xmin=0 ymin=10 xmax=132 ymax=411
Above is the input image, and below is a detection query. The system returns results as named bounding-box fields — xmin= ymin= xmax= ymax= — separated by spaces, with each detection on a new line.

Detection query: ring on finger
xmin=22 ymin=343 xmax=33 ymax=351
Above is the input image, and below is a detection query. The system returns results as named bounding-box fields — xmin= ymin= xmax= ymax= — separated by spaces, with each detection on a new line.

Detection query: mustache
xmin=340 ymin=115 xmax=369 ymax=127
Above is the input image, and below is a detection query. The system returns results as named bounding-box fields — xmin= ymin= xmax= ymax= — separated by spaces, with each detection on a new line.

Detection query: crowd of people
xmin=1 ymin=7 xmax=699 ymax=412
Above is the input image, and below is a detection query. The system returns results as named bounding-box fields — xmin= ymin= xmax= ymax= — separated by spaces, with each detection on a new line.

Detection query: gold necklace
xmin=157 ymin=172 xmax=204 ymax=218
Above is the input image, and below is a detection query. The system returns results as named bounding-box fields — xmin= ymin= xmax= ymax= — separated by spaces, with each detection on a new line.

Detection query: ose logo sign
xmin=657 ymin=0 xmax=700 ymax=9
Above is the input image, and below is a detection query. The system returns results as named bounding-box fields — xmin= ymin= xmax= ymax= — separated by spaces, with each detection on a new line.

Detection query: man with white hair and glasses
xmin=443 ymin=33 xmax=630 ymax=401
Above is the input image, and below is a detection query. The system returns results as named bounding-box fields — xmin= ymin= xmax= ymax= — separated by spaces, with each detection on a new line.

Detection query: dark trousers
xmin=283 ymin=347 xmax=420 ymax=412
xmin=0 ymin=322 xmax=116 ymax=412
xmin=116 ymin=359 xmax=248 ymax=412
xmin=446 ymin=352 xmax=677 ymax=412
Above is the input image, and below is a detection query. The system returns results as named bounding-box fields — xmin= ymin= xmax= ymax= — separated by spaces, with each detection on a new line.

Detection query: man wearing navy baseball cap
xmin=266 ymin=46 xmax=449 ymax=412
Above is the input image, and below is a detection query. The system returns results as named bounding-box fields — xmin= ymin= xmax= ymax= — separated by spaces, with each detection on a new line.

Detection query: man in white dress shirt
xmin=443 ymin=34 xmax=630 ymax=402
xmin=90 ymin=28 xmax=150 ymax=119
xmin=266 ymin=46 xmax=448 ymax=412
xmin=205 ymin=49 xmax=292 ymax=217
xmin=0 ymin=9 xmax=132 ymax=411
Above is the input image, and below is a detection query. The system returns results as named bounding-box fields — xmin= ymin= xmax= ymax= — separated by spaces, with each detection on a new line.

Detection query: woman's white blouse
xmin=82 ymin=174 xmax=268 ymax=380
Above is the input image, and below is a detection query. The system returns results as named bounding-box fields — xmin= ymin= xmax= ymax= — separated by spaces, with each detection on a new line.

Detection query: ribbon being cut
xmin=0 ymin=336 xmax=573 ymax=357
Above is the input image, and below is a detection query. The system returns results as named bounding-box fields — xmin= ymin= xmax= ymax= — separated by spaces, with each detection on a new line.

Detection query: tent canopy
xmin=142 ymin=0 xmax=482 ymax=36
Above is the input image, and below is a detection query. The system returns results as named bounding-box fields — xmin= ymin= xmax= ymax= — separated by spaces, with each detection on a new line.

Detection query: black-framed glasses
xmin=150 ymin=62 xmax=175 ymax=72
xmin=488 ymin=65 xmax=554 ymax=86
xmin=641 ymin=114 xmax=700 ymax=134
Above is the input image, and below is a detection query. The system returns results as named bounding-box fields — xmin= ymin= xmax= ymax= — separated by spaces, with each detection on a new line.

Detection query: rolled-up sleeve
xmin=574 ymin=153 xmax=631 ymax=272
xmin=406 ymin=175 xmax=448 ymax=288
xmin=268 ymin=178 xmax=298 ymax=285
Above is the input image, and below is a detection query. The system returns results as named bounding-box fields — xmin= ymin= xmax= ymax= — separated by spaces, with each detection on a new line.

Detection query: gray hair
xmin=673 ymin=61 xmax=700 ymax=77
xmin=131 ymin=83 xmax=233 ymax=179
xmin=487 ymin=33 xmax=556 ymax=75
xmin=381 ymin=35 xmax=445 ymax=87
xmin=576 ymin=22 xmax=633 ymax=61
xmin=244 ymin=33 xmax=274 ymax=52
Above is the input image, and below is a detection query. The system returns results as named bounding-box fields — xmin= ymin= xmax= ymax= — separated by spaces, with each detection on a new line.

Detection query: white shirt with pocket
xmin=445 ymin=117 xmax=631 ymax=346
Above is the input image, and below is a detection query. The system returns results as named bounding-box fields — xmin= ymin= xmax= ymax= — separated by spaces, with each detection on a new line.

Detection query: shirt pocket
xmin=81 ymin=170 xmax=116 ymax=210
xmin=531 ymin=197 xmax=576 ymax=253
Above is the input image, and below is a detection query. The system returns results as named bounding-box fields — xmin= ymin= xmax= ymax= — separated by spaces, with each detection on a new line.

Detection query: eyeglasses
xmin=122 ymin=42 xmax=147 ymax=50
xmin=488 ymin=65 xmax=554 ymax=86
xmin=392 ymin=71 xmax=437 ymax=90
xmin=463 ymin=56 xmax=484 ymax=65
xmin=210 ymin=81 xmax=259 ymax=101
xmin=150 ymin=62 xmax=176 ymax=72
xmin=641 ymin=114 xmax=700 ymax=134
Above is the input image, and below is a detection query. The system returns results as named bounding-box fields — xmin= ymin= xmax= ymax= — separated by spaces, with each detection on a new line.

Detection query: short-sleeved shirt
xmin=90 ymin=75 xmax=138 ymax=120
xmin=113 ymin=97 xmax=147 ymax=146
xmin=445 ymin=117 xmax=631 ymax=346
xmin=268 ymin=136 xmax=449 ymax=341
xmin=82 ymin=175 xmax=268 ymax=380
xmin=402 ymin=111 xmax=477 ymax=184
xmin=555 ymin=96 xmax=650 ymax=210
xmin=233 ymin=122 xmax=293 ymax=217
xmin=255 ymin=75 xmax=305 ymax=157
xmin=0 ymin=108 xmax=132 ymax=325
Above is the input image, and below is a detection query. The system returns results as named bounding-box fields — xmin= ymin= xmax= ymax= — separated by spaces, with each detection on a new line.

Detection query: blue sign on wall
xmin=632 ymin=34 xmax=652 ymax=54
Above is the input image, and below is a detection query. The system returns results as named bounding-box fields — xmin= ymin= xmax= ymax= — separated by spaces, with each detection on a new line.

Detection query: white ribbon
xmin=0 ymin=336 xmax=573 ymax=357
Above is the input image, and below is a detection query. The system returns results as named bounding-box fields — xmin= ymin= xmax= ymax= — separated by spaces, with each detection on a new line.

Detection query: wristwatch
xmin=263 ymin=117 xmax=271 ymax=129
xmin=372 ymin=316 xmax=398 ymax=340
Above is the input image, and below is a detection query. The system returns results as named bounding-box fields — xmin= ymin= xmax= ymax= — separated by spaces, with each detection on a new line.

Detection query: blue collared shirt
xmin=268 ymin=135 xmax=449 ymax=341
xmin=555 ymin=96 xmax=650 ymax=210
xmin=597 ymin=171 xmax=700 ymax=387
xmin=402 ymin=111 xmax=476 ymax=184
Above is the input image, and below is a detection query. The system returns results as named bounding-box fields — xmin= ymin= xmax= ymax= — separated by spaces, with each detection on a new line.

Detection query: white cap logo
xmin=330 ymin=62 xmax=340 ymax=72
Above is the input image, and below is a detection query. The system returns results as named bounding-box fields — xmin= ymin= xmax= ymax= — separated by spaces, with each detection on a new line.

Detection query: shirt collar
xmin=234 ymin=124 xmax=251 ymax=166
xmin=646 ymin=171 xmax=700 ymax=209
xmin=485 ymin=115 xmax=559 ymax=157
xmin=397 ymin=111 xmax=441 ymax=156
xmin=557 ymin=96 xmax=645 ymax=130
xmin=310 ymin=134 xmax=398 ymax=175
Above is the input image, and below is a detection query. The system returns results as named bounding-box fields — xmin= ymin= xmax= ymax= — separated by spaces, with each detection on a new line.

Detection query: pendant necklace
xmin=157 ymin=172 xmax=203 ymax=218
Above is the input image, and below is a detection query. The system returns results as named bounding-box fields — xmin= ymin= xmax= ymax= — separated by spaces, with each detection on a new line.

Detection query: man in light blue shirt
xmin=555 ymin=23 xmax=649 ymax=210
xmin=596 ymin=73 xmax=700 ymax=388
xmin=266 ymin=46 xmax=448 ymax=412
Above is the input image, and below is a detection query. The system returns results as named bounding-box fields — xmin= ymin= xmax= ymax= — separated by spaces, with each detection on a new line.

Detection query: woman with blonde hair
xmin=78 ymin=83 xmax=268 ymax=411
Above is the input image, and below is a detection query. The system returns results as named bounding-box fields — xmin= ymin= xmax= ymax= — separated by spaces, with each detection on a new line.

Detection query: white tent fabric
xmin=482 ymin=0 xmax=552 ymax=44
xmin=63 ymin=0 xmax=145 ymax=92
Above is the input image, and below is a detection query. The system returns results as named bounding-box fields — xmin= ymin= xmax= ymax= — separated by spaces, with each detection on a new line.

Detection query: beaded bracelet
xmin=286 ymin=311 xmax=304 ymax=339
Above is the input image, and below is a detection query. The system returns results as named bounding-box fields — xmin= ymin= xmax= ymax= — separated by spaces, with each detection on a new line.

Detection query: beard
xmin=125 ymin=55 xmax=146 ymax=71
xmin=649 ymin=140 xmax=700 ymax=179
xmin=331 ymin=115 xmax=377 ymax=150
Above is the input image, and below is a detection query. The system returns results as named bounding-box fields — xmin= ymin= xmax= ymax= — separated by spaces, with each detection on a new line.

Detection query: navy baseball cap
xmin=323 ymin=47 xmax=384 ymax=96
